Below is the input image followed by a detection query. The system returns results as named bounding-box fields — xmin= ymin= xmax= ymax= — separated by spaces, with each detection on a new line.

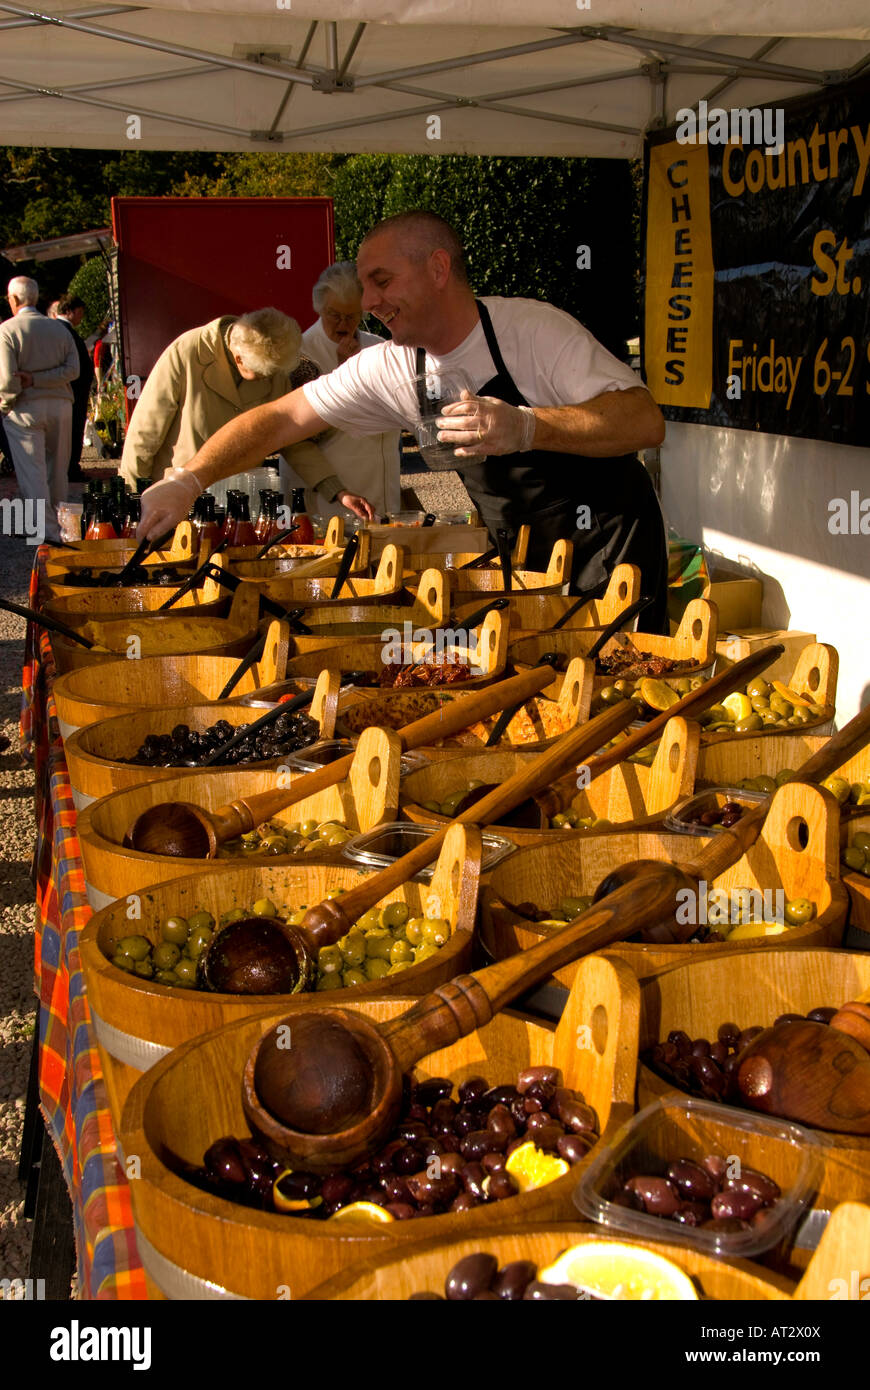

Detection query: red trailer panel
xmin=111 ymin=196 xmax=335 ymax=383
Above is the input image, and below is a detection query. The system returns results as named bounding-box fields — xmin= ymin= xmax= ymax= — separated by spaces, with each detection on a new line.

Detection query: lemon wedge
xmin=504 ymin=1141 xmax=570 ymax=1193
xmin=638 ymin=678 xmax=680 ymax=712
xmin=772 ymin=680 xmax=813 ymax=709
xmin=722 ymin=692 xmax=753 ymax=722
xmin=328 ymin=1201 xmax=394 ymax=1225
xmin=726 ymin=921 xmax=787 ymax=940
xmin=539 ymin=1240 xmax=698 ymax=1301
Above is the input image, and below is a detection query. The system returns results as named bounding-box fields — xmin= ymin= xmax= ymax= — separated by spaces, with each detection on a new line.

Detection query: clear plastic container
xmin=663 ymin=786 xmax=768 ymax=837
xmin=282 ymin=741 xmax=431 ymax=779
xmin=383 ymin=511 xmax=426 ymax=527
xmin=573 ymin=1095 xmax=822 ymax=1259
xmin=433 ymin=511 xmax=475 ymax=526
xmin=341 ymin=820 xmax=516 ymax=879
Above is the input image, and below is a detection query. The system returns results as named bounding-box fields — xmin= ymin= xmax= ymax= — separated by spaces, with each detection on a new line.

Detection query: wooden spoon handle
xmin=302 ymin=700 xmax=636 ymax=943
xmin=381 ymin=862 xmax=690 ymax=1074
xmin=203 ymin=663 xmax=569 ymax=841
xmin=542 ymin=643 xmax=786 ymax=814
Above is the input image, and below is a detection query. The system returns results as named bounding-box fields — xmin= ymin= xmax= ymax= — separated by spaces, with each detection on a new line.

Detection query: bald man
xmin=137 ymin=210 xmax=668 ymax=625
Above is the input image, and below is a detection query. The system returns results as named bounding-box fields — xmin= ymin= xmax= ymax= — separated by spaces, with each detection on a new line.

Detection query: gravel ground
xmin=0 ymin=470 xmax=43 ymax=1286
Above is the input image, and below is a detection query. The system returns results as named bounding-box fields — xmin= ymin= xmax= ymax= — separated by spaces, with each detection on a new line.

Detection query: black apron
xmin=415 ymin=300 xmax=669 ymax=632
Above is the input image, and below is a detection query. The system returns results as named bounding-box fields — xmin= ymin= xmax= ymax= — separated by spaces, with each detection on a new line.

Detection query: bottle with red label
xmin=120 ymin=494 xmax=141 ymax=538
xmin=193 ymin=493 xmax=220 ymax=549
xmin=289 ymin=487 xmax=314 ymax=546
xmin=85 ymin=494 xmax=118 ymax=540
xmin=219 ymin=491 xmax=257 ymax=547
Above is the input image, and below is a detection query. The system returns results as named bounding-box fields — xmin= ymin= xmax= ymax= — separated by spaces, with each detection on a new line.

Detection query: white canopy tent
xmin=0 ymin=2 xmax=868 ymax=153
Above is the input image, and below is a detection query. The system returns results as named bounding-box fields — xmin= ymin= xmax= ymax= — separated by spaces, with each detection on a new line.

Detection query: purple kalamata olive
xmin=204 ymin=1137 xmax=248 ymax=1186
xmin=666 ymin=1158 xmax=716 ymax=1201
xmin=484 ymin=1084 xmax=519 ymax=1109
xmin=461 ymin=1129 xmax=508 ymax=1160
xmin=524 ymin=1281 xmax=578 ymax=1300
xmin=384 ymin=1202 xmax=416 ymax=1221
xmin=450 ymin=1192 xmax=479 ymax=1212
xmin=625 ymin=1175 xmax=682 ymax=1216
xmin=717 ymin=1022 xmax=741 ymax=1047
xmin=711 ymin=1188 xmax=764 ymax=1221
xmin=702 ymin=1216 xmax=750 ymax=1233
xmin=414 ymin=1077 xmax=453 ymax=1106
xmin=445 ymin=1253 xmax=498 ymax=1300
xmin=691 ymin=1038 xmax=712 ymax=1057
xmin=672 ymin=1201 xmax=708 ymax=1227
xmin=439 ymin=1152 xmax=464 ymax=1176
xmin=807 ymin=1006 xmax=837 ymax=1025
xmin=484 ymin=1170 xmax=518 ymax=1201
xmin=554 ymin=1090 xmax=599 ymax=1134
xmin=723 ymin=1167 xmax=781 ymax=1204
xmin=700 ymin=1153 xmax=728 ymax=1184
xmin=612 ymin=1186 xmax=644 ymax=1210
xmin=482 ymin=1151 xmax=507 ymax=1175
xmin=516 ymin=1065 xmax=562 ymax=1095
xmin=492 ymin=1261 xmax=537 ymax=1301
xmin=458 ymin=1077 xmax=489 ymax=1108
xmin=558 ymin=1132 xmax=597 ymax=1164
xmin=667 ymin=1030 xmax=693 ymax=1057
xmin=461 ymin=1162 xmax=487 ymax=1199
xmin=487 ymin=1104 xmax=517 ymax=1139
xmin=737 ymin=1026 xmax=763 ymax=1050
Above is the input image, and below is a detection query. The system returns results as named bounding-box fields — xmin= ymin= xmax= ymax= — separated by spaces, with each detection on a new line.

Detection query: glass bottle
xmin=121 ymin=494 xmax=141 ymax=539
xmin=289 ymin=487 xmax=314 ymax=546
xmin=85 ymin=494 xmax=118 ymax=540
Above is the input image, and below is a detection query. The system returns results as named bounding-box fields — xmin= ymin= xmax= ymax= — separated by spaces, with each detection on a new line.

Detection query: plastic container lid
xmin=573 ymin=1094 xmax=822 ymax=1260
xmin=663 ymin=785 xmax=768 ymax=837
xmin=341 ymin=820 xmax=516 ymax=878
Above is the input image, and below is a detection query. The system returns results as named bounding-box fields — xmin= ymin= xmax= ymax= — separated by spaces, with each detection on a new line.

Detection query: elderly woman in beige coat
xmin=281 ymin=265 xmax=402 ymax=521
xmin=120 ymin=306 xmax=374 ymax=519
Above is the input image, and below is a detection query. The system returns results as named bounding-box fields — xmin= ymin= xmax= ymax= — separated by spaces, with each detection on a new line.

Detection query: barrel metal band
xmin=135 ymin=1229 xmax=249 ymax=1300
xmin=90 ymin=1008 xmax=171 ymax=1072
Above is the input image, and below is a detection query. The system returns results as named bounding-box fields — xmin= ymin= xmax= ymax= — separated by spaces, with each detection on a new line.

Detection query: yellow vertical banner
xmin=645 ymin=141 xmax=714 ymax=409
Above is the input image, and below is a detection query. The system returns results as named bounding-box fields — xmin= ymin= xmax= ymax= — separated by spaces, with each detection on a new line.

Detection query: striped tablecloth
xmin=21 ymin=549 xmax=147 ymax=1299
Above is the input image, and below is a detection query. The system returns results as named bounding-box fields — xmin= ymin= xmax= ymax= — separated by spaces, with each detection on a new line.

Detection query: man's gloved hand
xmin=436 ymin=389 xmax=536 ymax=458
xmin=337 ymin=490 xmax=377 ymax=521
xmin=137 ymin=468 xmax=202 ymax=541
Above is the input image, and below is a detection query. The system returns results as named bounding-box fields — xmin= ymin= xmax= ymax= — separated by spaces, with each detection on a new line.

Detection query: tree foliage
xmin=67 ymin=255 xmax=111 ymax=338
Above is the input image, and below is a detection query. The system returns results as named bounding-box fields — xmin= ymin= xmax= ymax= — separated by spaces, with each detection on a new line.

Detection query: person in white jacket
xmin=0 ymin=276 xmax=79 ymax=543
xmin=286 ymin=262 xmax=402 ymax=521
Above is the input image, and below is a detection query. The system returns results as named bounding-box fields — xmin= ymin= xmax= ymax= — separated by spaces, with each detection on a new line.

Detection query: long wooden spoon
xmin=126 ymin=660 xmax=577 ymax=858
xmin=0 ymin=597 xmax=94 ymax=649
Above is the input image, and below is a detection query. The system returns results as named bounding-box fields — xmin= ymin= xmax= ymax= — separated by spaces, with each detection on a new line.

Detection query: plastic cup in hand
xmin=412 ymin=368 xmax=479 ymax=471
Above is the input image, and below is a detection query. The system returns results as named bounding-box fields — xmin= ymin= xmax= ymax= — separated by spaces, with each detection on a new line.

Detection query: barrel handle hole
xmin=369 ymin=756 xmax=381 ymax=786
xmin=668 ymin=742 xmax=680 ymax=772
xmin=591 ymin=1004 xmax=608 ymax=1056
xmin=692 ymin=619 xmax=703 ymax=639
xmin=807 ymin=666 xmax=820 ymax=692
xmin=618 ymin=583 xmax=627 ymax=599
xmin=786 ymin=815 xmax=809 ymax=852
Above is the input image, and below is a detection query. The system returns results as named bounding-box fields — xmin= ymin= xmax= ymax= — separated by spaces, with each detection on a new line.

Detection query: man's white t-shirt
xmin=301 ymin=296 xmax=642 ymax=437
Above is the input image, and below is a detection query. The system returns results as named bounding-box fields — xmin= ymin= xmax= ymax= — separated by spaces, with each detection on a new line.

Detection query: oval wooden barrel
xmin=304 ymin=1224 xmax=799 ymax=1302
xmin=455 ymin=563 xmax=641 ymax=635
xmin=119 ymin=952 xmax=638 ymax=1299
xmin=77 ymin=724 xmax=402 ymax=906
xmin=508 ymin=599 xmax=717 ymax=701
xmin=81 ymin=823 xmax=482 ymax=1124
xmin=43 ymin=561 xmax=228 ymax=618
xmin=283 ymin=606 xmax=508 ymax=693
xmin=236 ymin=543 xmax=407 ymax=605
xmin=842 ymin=814 xmax=870 ymax=943
xmin=699 ymin=644 xmax=838 ymax=745
xmin=43 ymin=521 xmax=196 ymax=578
xmin=444 ymin=540 xmax=571 ymax=603
xmin=636 ymin=949 xmax=870 ymax=1206
xmin=699 ymin=731 xmax=869 ymax=802
xmin=63 ymin=669 xmax=338 ymax=808
xmin=480 ymin=782 xmax=848 ymax=983
xmin=48 ymin=583 xmax=261 ymax=675
xmin=52 ymin=620 xmax=293 ymax=739
xmin=400 ymin=715 xmax=700 ymax=846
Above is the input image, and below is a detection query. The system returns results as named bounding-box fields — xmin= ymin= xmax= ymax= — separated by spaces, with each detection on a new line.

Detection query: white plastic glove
xmin=137 ymin=468 xmax=202 ymax=541
xmin=337 ymin=490 xmax=377 ymax=521
xmin=436 ymin=390 xmax=536 ymax=458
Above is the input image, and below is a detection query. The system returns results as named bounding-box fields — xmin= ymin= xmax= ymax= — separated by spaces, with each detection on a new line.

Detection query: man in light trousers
xmin=0 ymin=276 xmax=80 ymax=543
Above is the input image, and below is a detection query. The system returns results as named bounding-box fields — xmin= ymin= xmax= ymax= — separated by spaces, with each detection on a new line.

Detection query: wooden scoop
xmin=126 ymin=661 xmax=580 ymax=859
xmin=197 ymin=701 xmax=636 ymax=1005
xmin=736 ymin=1007 xmax=870 ymax=1135
xmin=240 ymin=853 xmax=698 ymax=1170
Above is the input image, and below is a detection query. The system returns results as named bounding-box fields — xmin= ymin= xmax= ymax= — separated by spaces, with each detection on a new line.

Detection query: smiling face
xmin=355 ymin=229 xmax=450 ymax=348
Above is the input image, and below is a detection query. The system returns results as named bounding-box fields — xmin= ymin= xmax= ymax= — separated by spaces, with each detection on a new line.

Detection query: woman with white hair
xmin=121 ymin=305 xmax=372 ymax=517
xmin=281 ymin=264 xmax=401 ymax=520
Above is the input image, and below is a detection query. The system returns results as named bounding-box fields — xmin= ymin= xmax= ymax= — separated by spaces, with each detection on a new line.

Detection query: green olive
xmin=261 ymin=835 xmax=288 ymax=855
xmin=357 ymin=908 xmax=382 ymax=933
xmin=388 ymin=960 xmax=413 ymax=975
xmin=852 ymin=832 xmax=870 ymax=854
xmin=843 ymin=847 xmax=866 ymax=872
xmin=750 ymin=696 xmax=770 ymax=712
xmin=316 ymin=972 xmax=344 ymax=991
xmin=364 ymin=929 xmax=393 ymax=960
xmin=154 ymin=969 xmax=180 ymax=986
xmin=389 ymin=939 xmax=413 ymax=964
xmin=734 ymin=714 xmax=764 ymax=733
xmin=153 ymin=941 xmax=181 ymax=971
xmin=286 ymin=908 xmax=307 ymax=926
xmin=187 ymin=910 xmax=214 ymax=935
xmin=221 ymin=907 xmax=246 ymax=924
xmin=613 ymin=679 xmax=633 ymax=694
xmin=769 ymin=694 xmax=792 ymax=717
xmin=405 ymin=918 xmax=425 ymax=946
xmin=550 ymin=813 xmax=570 ymax=828
xmin=783 ymin=897 xmax=815 ymax=926
xmin=185 ymin=928 xmax=213 ymax=959
xmin=318 ymin=944 xmax=344 ymax=973
xmin=440 ymin=790 xmax=467 ymax=817
xmin=753 ymin=775 xmax=777 ymax=795
xmin=161 ymin=916 xmax=189 ymax=945
xmin=598 ymin=685 xmax=622 ymax=704
xmin=421 ymin=801 xmax=442 ymax=814
xmin=364 ymin=957 xmax=391 ymax=981
xmin=339 ymin=931 xmax=366 ymax=966
xmin=317 ymin=821 xmax=344 ymax=841
xmin=174 ymin=958 xmax=198 ymax=984
xmin=422 ymin=918 xmax=449 ymax=946
xmin=252 ymin=897 xmax=278 ymax=918
xmin=746 ymin=679 xmax=770 ymax=698
xmin=560 ymin=896 xmax=592 ymax=917
xmin=299 ymin=819 xmax=319 ymax=838
xmin=412 ymin=941 xmax=439 ymax=963
xmin=118 ymin=934 xmax=151 ymax=961
xmin=342 ymin=967 xmax=367 ymax=988
xmin=133 ymin=959 xmax=154 ymax=979
xmin=381 ymin=901 xmax=409 ymax=930
xmin=775 ymin=768 xmax=795 ymax=786
xmin=112 ymin=953 xmax=135 ymax=972
xmin=324 ymin=828 xmax=351 ymax=847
